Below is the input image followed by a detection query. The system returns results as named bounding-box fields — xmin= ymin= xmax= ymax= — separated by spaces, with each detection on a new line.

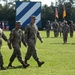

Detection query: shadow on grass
xmin=50 ymin=43 xmax=75 ymax=45
xmin=42 ymin=37 xmax=63 ymax=38
xmin=6 ymin=65 xmax=25 ymax=70
xmin=71 ymin=43 xmax=75 ymax=45
xmin=42 ymin=37 xmax=55 ymax=38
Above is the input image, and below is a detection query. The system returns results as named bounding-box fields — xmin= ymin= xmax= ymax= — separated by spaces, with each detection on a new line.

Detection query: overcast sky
xmin=31 ymin=0 xmax=56 ymax=6
xmin=0 ymin=0 xmax=57 ymax=6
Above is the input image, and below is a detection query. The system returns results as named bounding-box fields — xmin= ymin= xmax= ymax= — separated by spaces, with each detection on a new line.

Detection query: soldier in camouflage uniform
xmin=7 ymin=21 xmax=29 ymax=68
xmin=62 ymin=21 xmax=70 ymax=43
xmin=69 ymin=21 xmax=74 ymax=38
xmin=59 ymin=22 xmax=63 ymax=37
xmin=0 ymin=28 xmax=8 ymax=70
xmin=53 ymin=21 xmax=59 ymax=37
xmin=24 ymin=16 xmax=44 ymax=67
xmin=45 ymin=20 xmax=51 ymax=38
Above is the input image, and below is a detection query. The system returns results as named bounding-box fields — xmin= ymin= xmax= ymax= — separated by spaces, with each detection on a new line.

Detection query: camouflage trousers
xmin=70 ymin=30 xmax=73 ymax=37
xmin=25 ymin=39 xmax=38 ymax=61
xmin=46 ymin=30 xmax=50 ymax=38
xmin=9 ymin=48 xmax=24 ymax=65
xmin=63 ymin=33 xmax=68 ymax=43
xmin=54 ymin=30 xmax=59 ymax=37
xmin=0 ymin=53 xmax=3 ymax=66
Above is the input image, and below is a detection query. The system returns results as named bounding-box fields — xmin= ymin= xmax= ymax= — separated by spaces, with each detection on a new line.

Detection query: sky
xmin=0 ymin=0 xmax=56 ymax=6
xmin=31 ymin=0 xmax=56 ymax=6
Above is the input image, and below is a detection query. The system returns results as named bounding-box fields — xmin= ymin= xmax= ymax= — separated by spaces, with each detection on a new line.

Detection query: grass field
xmin=0 ymin=31 xmax=75 ymax=75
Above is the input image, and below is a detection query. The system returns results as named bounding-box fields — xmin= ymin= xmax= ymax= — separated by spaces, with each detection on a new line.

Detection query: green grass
xmin=0 ymin=31 xmax=75 ymax=75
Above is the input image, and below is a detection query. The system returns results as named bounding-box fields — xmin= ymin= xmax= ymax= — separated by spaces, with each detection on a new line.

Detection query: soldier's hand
xmin=8 ymin=44 xmax=12 ymax=49
xmin=24 ymin=42 xmax=27 ymax=47
xmin=9 ymin=45 xmax=12 ymax=49
xmin=25 ymin=44 xmax=27 ymax=47
xmin=7 ymin=41 xmax=12 ymax=49
xmin=41 ymin=39 xmax=43 ymax=43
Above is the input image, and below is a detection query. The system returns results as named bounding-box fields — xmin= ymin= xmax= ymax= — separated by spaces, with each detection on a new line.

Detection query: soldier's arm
xmin=37 ymin=30 xmax=43 ymax=43
xmin=2 ymin=32 xmax=12 ymax=49
xmin=9 ymin=30 xmax=14 ymax=42
xmin=2 ymin=32 xmax=8 ymax=41
xmin=68 ymin=25 xmax=70 ymax=32
xmin=57 ymin=23 xmax=59 ymax=28
xmin=8 ymin=30 xmax=14 ymax=49
xmin=50 ymin=24 xmax=51 ymax=30
xmin=24 ymin=26 xmax=30 ymax=43
xmin=73 ymin=24 xmax=75 ymax=30
xmin=22 ymin=31 xmax=27 ymax=47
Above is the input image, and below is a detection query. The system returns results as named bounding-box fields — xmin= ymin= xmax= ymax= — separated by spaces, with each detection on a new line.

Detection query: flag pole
xmin=55 ymin=0 xmax=56 ymax=21
xmin=55 ymin=0 xmax=58 ymax=21
xmin=63 ymin=3 xmax=66 ymax=21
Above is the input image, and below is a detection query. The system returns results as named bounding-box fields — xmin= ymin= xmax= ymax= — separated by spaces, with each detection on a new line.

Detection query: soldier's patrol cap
xmin=71 ymin=21 xmax=73 ymax=23
xmin=16 ymin=21 xmax=21 ymax=25
xmin=30 ymin=16 xmax=36 ymax=20
xmin=64 ymin=21 xmax=67 ymax=23
xmin=48 ymin=20 xmax=50 ymax=22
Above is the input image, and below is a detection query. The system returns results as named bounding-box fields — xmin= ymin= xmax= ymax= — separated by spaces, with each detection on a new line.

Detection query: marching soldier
xmin=45 ymin=20 xmax=51 ymax=38
xmin=62 ymin=21 xmax=70 ymax=43
xmin=59 ymin=22 xmax=63 ymax=37
xmin=24 ymin=16 xmax=44 ymax=67
xmin=69 ymin=21 xmax=74 ymax=38
xmin=53 ymin=21 xmax=59 ymax=37
xmin=0 ymin=28 xmax=8 ymax=70
xmin=7 ymin=21 xmax=29 ymax=68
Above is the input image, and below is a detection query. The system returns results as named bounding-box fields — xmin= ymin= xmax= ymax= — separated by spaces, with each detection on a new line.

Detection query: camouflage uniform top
xmin=9 ymin=28 xmax=26 ymax=49
xmin=24 ymin=23 xmax=42 ymax=43
xmin=53 ymin=22 xmax=59 ymax=31
xmin=45 ymin=23 xmax=51 ymax=31
xmin=69 ymin=23 xmax=74 ymax=31
xmin=0 ymin=28 xmax=8 ymax=48
xmin=62 ymin=23 xmax=70 ymax=33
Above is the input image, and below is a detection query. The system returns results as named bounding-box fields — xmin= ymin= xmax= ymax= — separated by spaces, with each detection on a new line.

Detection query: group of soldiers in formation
xmin=0 ymin=16 xmax=74 ymax=70
xmin=0 ymin=16 xmax=44 ymax=70
xmin=45 ymin=20 xmax=74 ymax=43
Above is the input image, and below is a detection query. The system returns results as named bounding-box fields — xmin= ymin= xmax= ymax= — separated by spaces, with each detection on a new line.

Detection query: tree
xmin=58 ymin=0 xmax=74 ymax=4
xmin=41 ymin=4 xmax=55 ymax=28
xmin=1 ymin=0 xmax=31 ymax=30
xmin=55 ymin=0 xmax=75 ymax=21
xmin=71 ymin=7 xmax=75 ymax=22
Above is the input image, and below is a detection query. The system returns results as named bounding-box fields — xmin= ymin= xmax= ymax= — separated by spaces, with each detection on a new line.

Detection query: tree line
xmin=0 ymin=0 xmax=75 ymax=30
xmin=41 ymin=0 xmax=75 ymax=29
